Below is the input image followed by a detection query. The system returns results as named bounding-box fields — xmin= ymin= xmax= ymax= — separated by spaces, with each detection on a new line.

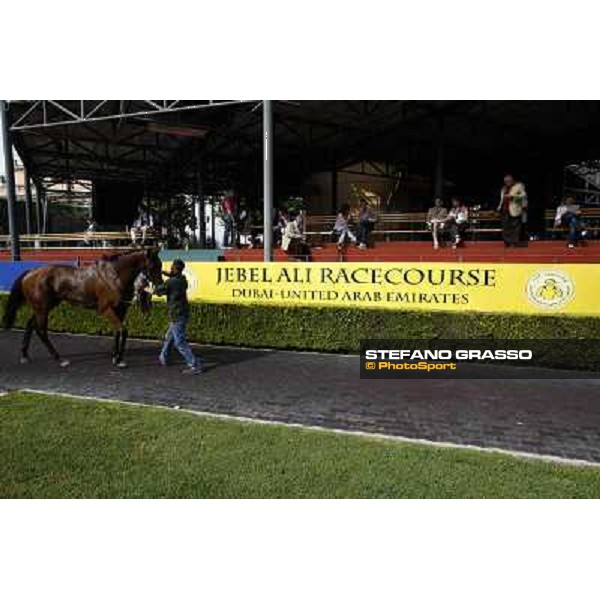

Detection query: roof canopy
xmin=9 ymin=100 xmax=600 ymax=196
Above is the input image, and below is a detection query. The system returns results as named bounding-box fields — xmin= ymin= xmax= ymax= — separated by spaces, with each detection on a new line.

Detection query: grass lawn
xmin=1 ymin=391 xmax=599 ymax=498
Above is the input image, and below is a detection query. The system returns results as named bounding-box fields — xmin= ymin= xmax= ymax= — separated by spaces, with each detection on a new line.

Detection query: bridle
xmin=133 ymin=256 xmax=162 ymax=311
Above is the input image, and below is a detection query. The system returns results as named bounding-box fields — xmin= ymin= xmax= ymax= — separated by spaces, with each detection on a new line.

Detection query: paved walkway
xmin=1 ymin=331 xmax=600 ymax=462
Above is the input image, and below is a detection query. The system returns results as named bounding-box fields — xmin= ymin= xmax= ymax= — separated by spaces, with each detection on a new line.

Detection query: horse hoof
xmin=19 ymin=356 xmax=30 ymax=364
xmin=59 ymin=360 xmax=70 ymax=368
xmin=116 ymin=361 xmax=127 ymax=369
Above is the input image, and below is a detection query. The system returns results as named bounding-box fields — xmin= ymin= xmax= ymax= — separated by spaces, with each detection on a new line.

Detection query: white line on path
xmin=12 ymin=329 xmax=359 ymax=358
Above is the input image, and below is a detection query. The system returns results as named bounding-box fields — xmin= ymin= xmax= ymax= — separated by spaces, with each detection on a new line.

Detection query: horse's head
xmin=143 ymin=248 xmax=163 ymax=286
xmin=134 ymin=272 xmax=153 ymax=313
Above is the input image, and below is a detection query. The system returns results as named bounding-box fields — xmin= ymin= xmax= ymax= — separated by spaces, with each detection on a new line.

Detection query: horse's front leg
xmin=102 ymin=305 xmax=128 ymax=368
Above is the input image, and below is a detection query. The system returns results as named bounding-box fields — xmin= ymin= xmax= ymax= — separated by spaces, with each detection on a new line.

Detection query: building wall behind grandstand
xmin=301 ymin=162 xmax=433 ymax=214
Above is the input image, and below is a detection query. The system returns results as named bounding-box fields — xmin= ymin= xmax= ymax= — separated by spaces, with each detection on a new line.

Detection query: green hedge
xmin=2 ymin=294 xmax=600 ymax=366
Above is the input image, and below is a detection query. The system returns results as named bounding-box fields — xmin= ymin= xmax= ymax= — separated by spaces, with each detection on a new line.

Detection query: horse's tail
xmin=3 ymin=271 xmax=29 ymax=330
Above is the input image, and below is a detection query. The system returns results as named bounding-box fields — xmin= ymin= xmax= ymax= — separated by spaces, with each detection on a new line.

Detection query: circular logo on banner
xmin=526 ymin=270 xmax=575 ymax=309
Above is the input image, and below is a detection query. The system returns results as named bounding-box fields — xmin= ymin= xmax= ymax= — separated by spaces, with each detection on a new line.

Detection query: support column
xmin=144 ymin=193 xmax=151 ymax=226
xmin=1 ymin=100 xmax=21 ymax=261
xmin=166 ymin=195 xmax=172 ymax=243
xmin=89 ymin=186 xmax=94 ymax=220
xmin=34 ymin=180 xmax=43 ymax=234
xmin=157 ymin=196 xmax=165 ymax=239
xmin=24 ymin=167 xmax=33 ymax=235
xmin=263 ymin=100 xmax=273 ymax=262
xmin=210 ymin=199 xmax=216 ymax=248
xmin=196 ymin=165 xmax=206 ymax=248
xmin=42 ymin=190 xmax=49 ymax=234
xmin=331 ymin=166 xmax=338 ymax=213
xmin=433 ymin=118 xmax=444 ymax=200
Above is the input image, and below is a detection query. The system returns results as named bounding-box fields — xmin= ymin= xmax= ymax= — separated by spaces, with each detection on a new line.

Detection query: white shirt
xmin=282 ymin=220 xmax=302 ymax=251
xmin=449 ymin=206 xmax=468 ymax=224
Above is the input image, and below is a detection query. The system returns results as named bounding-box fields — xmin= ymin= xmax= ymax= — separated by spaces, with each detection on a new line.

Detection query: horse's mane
xmin=100 ymin=249 xmax=146 ymax=263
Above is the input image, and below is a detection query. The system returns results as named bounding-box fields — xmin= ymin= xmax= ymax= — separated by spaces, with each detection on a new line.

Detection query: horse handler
xmin=155 ymin=259 xmax=203 ymax=375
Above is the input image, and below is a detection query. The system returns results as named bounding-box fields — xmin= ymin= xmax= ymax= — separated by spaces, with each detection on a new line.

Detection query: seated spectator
xmin=295 ymin=207 xmax=306 ymax=235
xmin=426 ymin=198 xmax=448 ymax=250
xmin=357 ymin=198 xmax=377 ymax=249
xmin=130 ymin=207 xmax=154 ymax=246
xmin=555 ymin=197 xmax=587 ymax=248
xmin=282 ymin=209 xmax=311 ymax=261
xmin=83 ymin=218 xmax=98 ymax=247
xmin=238 ymin=204 xmax=254 ymax=248
xmin=446 ymin=197 xmax=469 ymax=249
xmin=333 ymin=204 xmax=357 ymax=250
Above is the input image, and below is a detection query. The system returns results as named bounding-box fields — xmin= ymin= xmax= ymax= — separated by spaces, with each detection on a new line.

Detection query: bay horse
xmin=2 ymin=249 xmax=163 ymax=368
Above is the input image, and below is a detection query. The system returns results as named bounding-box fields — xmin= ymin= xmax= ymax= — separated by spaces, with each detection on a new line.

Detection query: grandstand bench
xmin=0 ymin=230 xmax=158 ymax=249
xmin=544 ymin=207 xmax=600 ymax=239
xmin=304 ymin=210 xmax=502 ymax=244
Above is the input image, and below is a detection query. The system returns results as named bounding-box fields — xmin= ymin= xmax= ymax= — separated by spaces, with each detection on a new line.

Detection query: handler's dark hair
xmin=173 ymin=259 xmax=185 ymax=272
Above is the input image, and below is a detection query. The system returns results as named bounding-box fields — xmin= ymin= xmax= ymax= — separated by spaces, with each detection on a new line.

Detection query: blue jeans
xmin=160 ymin=317 xmax=199 ymax=368
xmin=562 ymin=213 xmax=582 ymax=244
xmin=334 ymin=226 xmax=356 ymax=245
xmin=357 ymin=220 xmax=373 ymax=245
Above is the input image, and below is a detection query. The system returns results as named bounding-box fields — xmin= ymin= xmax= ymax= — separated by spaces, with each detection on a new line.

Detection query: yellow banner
xmin=169 ymin=261 xmax=600 ymax=316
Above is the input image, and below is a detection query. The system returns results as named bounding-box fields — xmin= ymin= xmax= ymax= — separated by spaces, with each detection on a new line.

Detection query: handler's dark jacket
xmin=155 ymin=273 xmax=190 ymax=320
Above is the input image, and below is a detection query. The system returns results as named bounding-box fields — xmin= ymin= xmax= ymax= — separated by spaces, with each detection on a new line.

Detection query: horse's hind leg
xmin=117 ymin=326 xmax=129 ymax=366
xmin=114 ymin=304 xmax=129 ymax=367
xmin=34 ymin=312 xmax=69 ymax=367
xmin=20 ymin=316 xmax=35 ymax=363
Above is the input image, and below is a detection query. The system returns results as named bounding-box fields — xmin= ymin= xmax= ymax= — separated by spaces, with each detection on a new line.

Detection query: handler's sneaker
xmin=182 ymin=365 xmax=202 ymax=375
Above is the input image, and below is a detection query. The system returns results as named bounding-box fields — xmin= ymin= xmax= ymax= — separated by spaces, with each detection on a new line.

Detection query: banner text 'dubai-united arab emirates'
xmin=169 ymin=261 xmax=600 ymax=316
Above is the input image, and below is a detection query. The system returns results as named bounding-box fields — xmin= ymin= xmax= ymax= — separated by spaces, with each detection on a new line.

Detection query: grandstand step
xmin=2 ymin=241 xmax=599 ymax=265
xmin=224 ymin=241 xmax=600 ymax=264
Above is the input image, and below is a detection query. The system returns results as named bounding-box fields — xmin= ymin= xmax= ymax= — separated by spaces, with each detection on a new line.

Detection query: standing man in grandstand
xmin=273 ymin=208 xmax=288 ymax=247
xmin=498 ymin=174 xmax=528 ymax=247
xmin=221 ymin=192 xmax=236 ymax=248
xmin=156 ymin=259 xmax=202 ymax=375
